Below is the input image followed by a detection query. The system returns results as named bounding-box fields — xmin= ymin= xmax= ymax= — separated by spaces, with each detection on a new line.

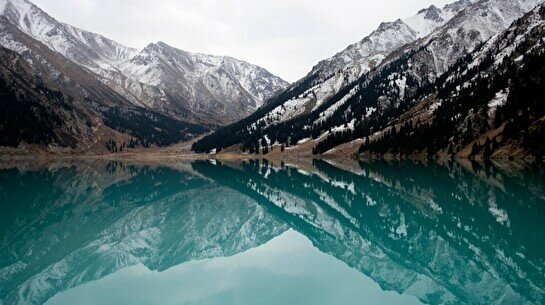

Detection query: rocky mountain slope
xmin=0 ymin=45 xmax=111 ymax=149
xmin=193 ymin=0 xmax=544 ymax=161
xmin=0 ymin=19 xmax=206 ymax=151
xmin=0 ymin=0 xmax=287 ymax=152
xmin=0 ymin=37 xmax=205 ymax=151
xmin=358 ymin=2 xmax=545 ymax=159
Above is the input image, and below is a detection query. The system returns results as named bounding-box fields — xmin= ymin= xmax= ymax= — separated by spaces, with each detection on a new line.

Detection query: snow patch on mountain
xmin=488 ymin=89 xmax=509 ymax=118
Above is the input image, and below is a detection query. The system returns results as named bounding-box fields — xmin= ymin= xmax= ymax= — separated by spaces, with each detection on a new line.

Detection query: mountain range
xmin=0 ymin=0 xmax=287 ymax=153
xmin=193 ymin=0 xmax=545 ymax=161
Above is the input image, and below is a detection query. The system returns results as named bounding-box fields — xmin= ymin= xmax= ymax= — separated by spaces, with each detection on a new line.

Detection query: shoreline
xmin=0 ymin=150 xmax=539 ymax=169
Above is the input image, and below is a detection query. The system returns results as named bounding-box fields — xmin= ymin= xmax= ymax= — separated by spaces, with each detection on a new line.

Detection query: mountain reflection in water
xmin=0 ymin=160 xmax=544 ymax=305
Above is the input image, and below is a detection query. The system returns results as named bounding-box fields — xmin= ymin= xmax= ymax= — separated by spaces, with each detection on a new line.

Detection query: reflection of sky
xmin=46 ymin=230 xmax=423 ymax=305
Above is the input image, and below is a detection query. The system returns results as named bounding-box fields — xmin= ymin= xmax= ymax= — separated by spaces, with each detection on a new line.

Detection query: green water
xmin=0 ymin=160 xmax=544 ymax=305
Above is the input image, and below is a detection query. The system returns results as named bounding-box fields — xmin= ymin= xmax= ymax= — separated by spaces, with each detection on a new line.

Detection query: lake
xmin=1 ymin=159 xmax=544 ymax=305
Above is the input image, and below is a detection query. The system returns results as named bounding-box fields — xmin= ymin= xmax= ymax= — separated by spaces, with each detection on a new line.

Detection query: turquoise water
xmin=0 ymin=160 xmax=544 ymax=305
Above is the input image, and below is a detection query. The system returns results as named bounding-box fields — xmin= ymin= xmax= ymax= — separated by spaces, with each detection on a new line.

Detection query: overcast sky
xmin=33 ymin=0 xmax=454 ymax=82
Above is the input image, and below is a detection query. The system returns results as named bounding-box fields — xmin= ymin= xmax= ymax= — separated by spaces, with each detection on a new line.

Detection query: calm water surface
xmin=0 ymin=160 xmax=544 ymax=305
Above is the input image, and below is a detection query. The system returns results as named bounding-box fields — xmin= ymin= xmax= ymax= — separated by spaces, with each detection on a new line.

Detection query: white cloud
xmin=32 ymin=0 xmax=454 ymax=82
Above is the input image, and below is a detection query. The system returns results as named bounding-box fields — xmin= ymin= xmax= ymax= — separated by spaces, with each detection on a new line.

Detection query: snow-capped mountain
xmin=0 ymin=0 xmax=288 ymax=152
xmin=0 ymin=0 xmax=288 ymax=128
xmin=106 ymin=42 xmax=287 ymax=125
xmin=0 ymin=33 xmax=206 ymax=152
xmin=0 ymin=7 xmax=188 ymax=152
xmin=311 ymin=0 xmax=472 ymax=84
xmin=193 ymin=0 xmax=544 ymax=158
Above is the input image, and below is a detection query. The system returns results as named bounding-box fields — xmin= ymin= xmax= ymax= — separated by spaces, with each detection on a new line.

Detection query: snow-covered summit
xmin=119 ymin=41 xmax=285 ymax=103
xmin=0 ymin=0 xmax=138 ymax=69
xmin=419 ymin=0 xmax=544 ymax=74
xmin=404 ymin=1 xmax=472 ymax=38
xmin=310 ymin=0 xmax=473 ymax=83
xmin=103 ymin=40 xmax=288 ymax=123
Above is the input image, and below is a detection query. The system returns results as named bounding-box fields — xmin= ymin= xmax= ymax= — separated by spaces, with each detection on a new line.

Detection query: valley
xmin=0 ymin=0 xmax=543 ymax=162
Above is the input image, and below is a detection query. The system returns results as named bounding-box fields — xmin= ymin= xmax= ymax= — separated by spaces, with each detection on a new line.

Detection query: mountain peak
xmin=377 ymin=19 xmax=405 ymax=32
xmin=154 ymin=41 xmax=171 ymax=48
xmin=444 ymin=0 xmax=473 ymax=13
xmin=0 ymin=0 xmax=30 ymax=11
xmin=143 ymin=41 xmax=172 ymax=52
xmin=418 ymin=4 xmax=438 ymax=14
xmin=422 ymin=5 xmax=444 ymax=22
